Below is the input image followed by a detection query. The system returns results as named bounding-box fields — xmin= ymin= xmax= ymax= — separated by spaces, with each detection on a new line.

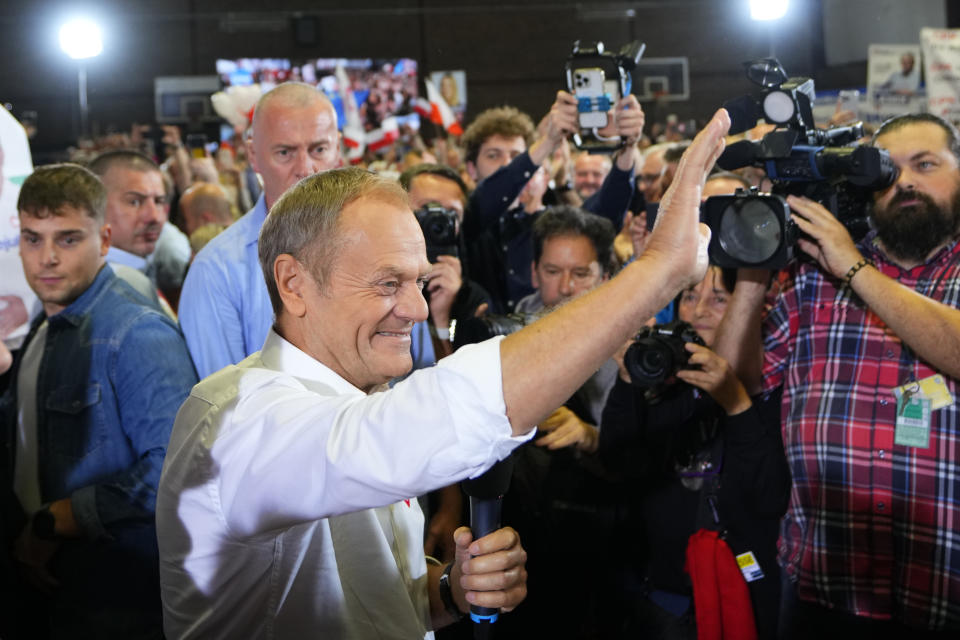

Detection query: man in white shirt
xmin=156 ymin=107 xmax=732 ymax=639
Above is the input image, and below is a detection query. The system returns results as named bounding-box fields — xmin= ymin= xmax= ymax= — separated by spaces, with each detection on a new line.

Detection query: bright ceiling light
xmin=59 ymin=18 xmax=103 ymax=60
xmin=750 ymin=0 xmax=789 ymax=21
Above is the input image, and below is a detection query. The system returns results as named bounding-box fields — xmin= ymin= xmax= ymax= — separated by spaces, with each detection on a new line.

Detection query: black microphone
xmin=460 ymin=455 xmax=515 ymax=636
xmin=717 ymin=139 xmax=759 ymax=171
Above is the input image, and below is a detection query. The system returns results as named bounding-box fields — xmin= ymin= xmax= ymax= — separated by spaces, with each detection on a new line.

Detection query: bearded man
xmin=715 ymin=113 xmax=960 ymax=636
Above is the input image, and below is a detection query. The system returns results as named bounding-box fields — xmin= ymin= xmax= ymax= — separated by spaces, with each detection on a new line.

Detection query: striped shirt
xmin=763 ymin=231 xmax=960 ymax=630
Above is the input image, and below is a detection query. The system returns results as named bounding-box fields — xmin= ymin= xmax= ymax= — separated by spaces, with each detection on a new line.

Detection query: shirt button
xmin=507 ymin=268 xmax=514 ymax=275
xmin=502 ymin=245 xmax=508 ymax=251
xmin=502 ymin=196 xmax=509 ymax=202
xmin=877 ymin=502 xmax=885 ymax=510
xmin=878 ymin=449 xmax=885 ymax=459
xmin=523 ymin=171 xmax=531 ymax=178
xmin=880 ymin=398 xmax=888 ymax=406
xmin=886 ymin=349 xmax=895 ymax=358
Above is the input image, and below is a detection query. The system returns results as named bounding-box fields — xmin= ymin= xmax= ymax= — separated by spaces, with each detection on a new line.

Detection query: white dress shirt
xmin=157 ymin=330 xmax=526 ymax=639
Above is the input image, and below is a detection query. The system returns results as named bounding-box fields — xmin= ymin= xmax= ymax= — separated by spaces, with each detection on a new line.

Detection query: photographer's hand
xmin=529 ymin=91 xmax=579 ymax=166
xmin=676 ymin=343 xmax=752 ymax=415
xmin=614 ymin=95 xmax=644 ymax=171
xmin=536 ymin=406 xmax=599 ymax=453
xmin=427 ymin=255 xmax=463 ymax=332
xmin=788 ymin=195 xmax=863 ymax=280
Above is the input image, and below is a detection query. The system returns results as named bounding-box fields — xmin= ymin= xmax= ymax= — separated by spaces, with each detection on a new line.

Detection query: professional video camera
xmin=701 ymin=58 xmax=899 ymax=269
xmin=565 ymin=39 xmax=645 ymax=152
xmin=414 ymin=203 xmax=459 ymax=263
xmin=623 ymin=320 xmax=704 ymax=399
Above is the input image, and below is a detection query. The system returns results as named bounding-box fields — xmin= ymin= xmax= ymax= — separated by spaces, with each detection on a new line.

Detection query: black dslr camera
xmin=701 ymin=58 xmax=899 ymax=269
xmin=414 ymin=203 xmax=459 ymax=263
xmin=565 ymin=39 xmax=645 ymax=152
xmin=623 ymin=321 xmax=704 ymax=398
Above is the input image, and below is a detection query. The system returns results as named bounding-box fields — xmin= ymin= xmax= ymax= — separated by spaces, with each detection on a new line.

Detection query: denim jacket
xmin=1 ymin=264 xmax=197 ymax=626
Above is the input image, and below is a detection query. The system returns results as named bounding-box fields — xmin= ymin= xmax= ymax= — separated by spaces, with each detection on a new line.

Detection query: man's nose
xmin=559 ymin=273 xmax=574 ymax=296
xmin=295 ymin=152 xmax=316 ymax=179
xmin=399 ymin=282 xmax=430 ymax=324
xmin=142 ymin=198 xmax=165 ymax=224
xmin=42 ymin=241 xmax=59 ymax=266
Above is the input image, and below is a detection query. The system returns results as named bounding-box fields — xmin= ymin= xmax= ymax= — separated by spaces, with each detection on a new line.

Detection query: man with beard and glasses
xmin=714 ymin=112 xmax=960 ymax=636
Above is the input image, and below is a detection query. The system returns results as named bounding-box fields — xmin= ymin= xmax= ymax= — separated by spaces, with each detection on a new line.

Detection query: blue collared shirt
xmin=179 ymin=195 xmax=435 ymax=379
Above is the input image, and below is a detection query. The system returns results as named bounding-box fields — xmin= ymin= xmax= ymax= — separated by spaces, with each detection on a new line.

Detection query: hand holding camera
xmin=426 ymin=255 xmax=463 ymax=331
xmin=675 ymin=343 xmax=752 ymax=416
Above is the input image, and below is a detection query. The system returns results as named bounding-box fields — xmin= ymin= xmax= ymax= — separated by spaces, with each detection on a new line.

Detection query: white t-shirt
xmin=157 ymin=331 xmax=526 ymax=639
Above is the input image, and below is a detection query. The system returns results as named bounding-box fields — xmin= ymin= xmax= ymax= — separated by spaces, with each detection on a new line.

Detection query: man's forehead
xmin=480 ymin=134 xmax=526 ymax=152
xmin=257 ymin=101 xmax=337 ymax=142
xmin=876 ymin=122 xmax=951 ymax=155
xmin=105 ymin=166 xmax=164 ymax=192
xmin=410 ymin=174 xmax=465 ymax=204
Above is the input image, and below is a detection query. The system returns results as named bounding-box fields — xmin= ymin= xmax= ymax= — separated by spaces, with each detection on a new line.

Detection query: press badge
xmin=893 ymin=375 xmax=954 ymax=411
xmin=735 ymin=551 xmax=765 ymax=583
xmin=894 ymin=394 xmax=932 ymax=449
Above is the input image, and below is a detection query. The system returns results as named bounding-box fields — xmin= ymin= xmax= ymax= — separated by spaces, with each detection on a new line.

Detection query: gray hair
xmin=258 ymin=167 xmax=410 ymax=315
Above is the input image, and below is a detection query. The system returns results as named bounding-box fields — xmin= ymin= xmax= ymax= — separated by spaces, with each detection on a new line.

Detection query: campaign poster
xmin=0 ymin=107 xmax=37 ymax=350
xmin=867 ymin=44 xmax=922 ymax=96
xmin=429 ymin=70 xmax=467 ymax=122
xmin=921 ymin=28 xmax=960 ymax=122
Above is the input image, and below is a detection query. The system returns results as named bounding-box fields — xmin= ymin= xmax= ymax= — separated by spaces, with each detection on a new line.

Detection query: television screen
xmin=302 ymin=58 xmax=420 ymax=133
xmin=216 ymin=58 xmax=293 ymax=90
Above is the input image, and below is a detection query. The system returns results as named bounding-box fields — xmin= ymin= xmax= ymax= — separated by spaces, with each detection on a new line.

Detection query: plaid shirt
xmin=764 ymin=231 xmax=960 ymax=630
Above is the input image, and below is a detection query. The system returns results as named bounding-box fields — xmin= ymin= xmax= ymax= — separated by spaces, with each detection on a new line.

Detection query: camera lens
xmin=718 ymin=198 xmax=782 ymax=264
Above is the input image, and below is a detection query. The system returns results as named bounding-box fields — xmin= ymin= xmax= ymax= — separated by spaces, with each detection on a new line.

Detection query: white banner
xmin=921 ymin=28 xmax=960 ymax=122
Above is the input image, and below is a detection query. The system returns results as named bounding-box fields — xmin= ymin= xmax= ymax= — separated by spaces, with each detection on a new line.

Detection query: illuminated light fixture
xmin=59 ymin=18 xmax=102 ymax=59
xmin=750 ymin=0 xmax=789 ymax=21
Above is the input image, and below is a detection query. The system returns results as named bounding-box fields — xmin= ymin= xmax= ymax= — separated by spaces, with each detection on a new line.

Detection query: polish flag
xmin=413 ymin=97 xmax=432 ymax=119
xmin=335 ymin=65 xmax=366 ymax=162
xmin=366 ymin=116 xmax=400 ymax=152
xmin=424 ymin=78 xmax=463 ymax=136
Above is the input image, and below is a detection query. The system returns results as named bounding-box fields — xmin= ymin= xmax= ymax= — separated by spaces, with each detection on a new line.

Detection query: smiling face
xmin=100 ymin=166 xmax=167 ymax=257
xmin=676 ymin=267 xmax=731 ymax=347
xmin=573 ymin=153 xmax=611 ymax=199
xmin=300 ymin=196 xmax=431 ymax=391
xmin=249 ymin=97 xmax=340 ymax=209
xmin=19 ymin=204 xmax=110 ymax=317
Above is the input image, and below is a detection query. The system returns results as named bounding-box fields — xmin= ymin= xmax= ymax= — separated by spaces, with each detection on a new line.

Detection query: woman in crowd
xmin=600 ymin=265 xmax=791 ymax=639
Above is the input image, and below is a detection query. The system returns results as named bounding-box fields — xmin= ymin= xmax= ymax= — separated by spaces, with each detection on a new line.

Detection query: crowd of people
xmin=1 ymin=72 xmax=959 ymax=640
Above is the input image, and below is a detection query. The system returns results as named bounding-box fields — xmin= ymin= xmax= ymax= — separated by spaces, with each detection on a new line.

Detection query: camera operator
xmin=599 ymin=265 xmax=790 ymax=639
xmin=716 ymin=113 xmax=960 ymax=636
xmin=461 ymin=91 xmax=643 ymax=312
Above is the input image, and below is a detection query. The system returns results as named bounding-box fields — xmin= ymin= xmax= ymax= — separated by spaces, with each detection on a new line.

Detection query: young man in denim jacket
xmin=1 ymin=163 xmax=197 ymax=639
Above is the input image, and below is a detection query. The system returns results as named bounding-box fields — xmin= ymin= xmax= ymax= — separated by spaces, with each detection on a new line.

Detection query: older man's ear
xmin=274 ymin=254 xmax=309 ymax=318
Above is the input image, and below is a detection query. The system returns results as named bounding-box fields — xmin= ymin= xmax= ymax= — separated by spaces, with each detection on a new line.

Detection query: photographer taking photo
xmin=599 ymin=265 xmax=790 ymax=639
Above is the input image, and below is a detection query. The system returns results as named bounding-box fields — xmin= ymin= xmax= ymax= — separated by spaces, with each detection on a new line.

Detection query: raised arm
xmin=500 ymin=109 xmax=731 ymax=434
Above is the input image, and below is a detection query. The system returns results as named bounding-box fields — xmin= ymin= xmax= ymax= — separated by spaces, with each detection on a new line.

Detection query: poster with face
xmin=0 ymin=106 xmax=37 ymax=349
xmin=429 ymin=70 xmax=467 ymax=121
xmin=868 ymin=43 xmax=922 ymax=96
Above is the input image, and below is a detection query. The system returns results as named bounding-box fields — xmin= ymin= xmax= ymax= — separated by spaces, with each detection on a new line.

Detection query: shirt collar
xmin=106 ymin=246 xmax=150 ymax=272
xmin=245 ymin=194 xmax=269 ymax=248
xmin=259 ymin=328 xmax=364 ymax=397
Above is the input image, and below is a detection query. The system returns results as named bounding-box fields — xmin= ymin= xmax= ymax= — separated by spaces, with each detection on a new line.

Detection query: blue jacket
xmin=2 ymin=264 xmax=197 ymax=629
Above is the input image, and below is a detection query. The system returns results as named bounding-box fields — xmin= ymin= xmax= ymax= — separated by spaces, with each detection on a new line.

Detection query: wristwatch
xmin=438 ymin=562 xmax=466 ymax=621
xmin=32 ymin=504 xmax=57 ymax=541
